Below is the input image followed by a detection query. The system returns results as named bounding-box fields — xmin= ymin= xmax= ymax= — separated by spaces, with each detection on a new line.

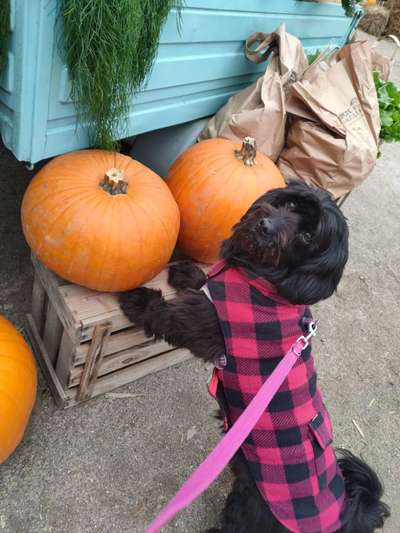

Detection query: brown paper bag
xmin=199 ymin=24 xmax=308 ymax=161
xmin=278 ymin=42 xmax=380 ymax=199
xmin=371 ymin=35 xmax=400 ymax=81
xmin=352 ymin=29 xmax=400 ymax=81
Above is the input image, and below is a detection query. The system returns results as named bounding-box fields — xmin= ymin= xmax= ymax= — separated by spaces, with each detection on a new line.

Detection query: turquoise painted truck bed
xmin=0 ymin=1 xmax=357 ymax=163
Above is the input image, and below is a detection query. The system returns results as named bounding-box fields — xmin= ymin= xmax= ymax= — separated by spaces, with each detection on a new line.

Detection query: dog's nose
xmin=258 ymin=217 xmax=275 ymax=234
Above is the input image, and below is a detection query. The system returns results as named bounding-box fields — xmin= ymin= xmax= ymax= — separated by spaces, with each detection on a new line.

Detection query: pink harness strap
xmin=145 ymin=324 xmax=317 ymax=533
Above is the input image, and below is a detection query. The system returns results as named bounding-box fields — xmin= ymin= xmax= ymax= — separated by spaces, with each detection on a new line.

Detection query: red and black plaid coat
xmin=206 ymin=261 xmax=348 ymax=533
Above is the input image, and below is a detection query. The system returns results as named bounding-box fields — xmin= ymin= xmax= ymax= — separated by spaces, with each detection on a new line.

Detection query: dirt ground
xmin=0 ymin=41 xmax=399 ymax=533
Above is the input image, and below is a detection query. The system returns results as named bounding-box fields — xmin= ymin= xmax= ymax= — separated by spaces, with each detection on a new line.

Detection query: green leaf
xmin=374 ymin=70 xmax=400 ymax=144
xmin=381 ymin=110 xmax=394 ymax=128
xmin=341 ymin=0 xmax=362 ymax=17
xmin=307 ymin=49 xmax=322 ymax=65
xmin=378 ymin=86 xmax=393 ymax=108
xmin=387 ymin=84 xmax=400 ymax=107
xmin=373 ymin=70 xmax=382 ymax=87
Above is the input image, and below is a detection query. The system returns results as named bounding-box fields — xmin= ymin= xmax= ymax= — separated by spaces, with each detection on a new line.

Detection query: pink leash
xmin=145 ymin=322 xmax=318 ymax=533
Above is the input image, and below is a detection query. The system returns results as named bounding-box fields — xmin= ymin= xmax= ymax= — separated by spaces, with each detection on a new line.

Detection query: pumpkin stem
xmin=234 ymin=137 xmax=257 ymax=167
xmin=100 ymin=168 xmax=128 ymax=195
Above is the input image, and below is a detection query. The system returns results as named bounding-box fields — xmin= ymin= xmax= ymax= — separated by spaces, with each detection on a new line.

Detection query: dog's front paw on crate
xmin=119 ymin=287 xmax=162 ymax=325
xmin=168 ymin=260 xmax=207 ymax=290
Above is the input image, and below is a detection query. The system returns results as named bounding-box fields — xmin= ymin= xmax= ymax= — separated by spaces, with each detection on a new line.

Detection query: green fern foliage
xmin=60 ymin=0 xmax=184 ymax=150
xmin=342 ymin=0 xmax=363 ymax=17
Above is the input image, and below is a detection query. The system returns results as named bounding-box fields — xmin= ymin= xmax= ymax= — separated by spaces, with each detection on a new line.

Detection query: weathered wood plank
xmin=25 ymin=314 xmax=67 ymax=408
xmin=66 ymin=348 xmax=193 ymax=405
xmin=42 ymin=300 xmax=63 ymax=365
xmin=62 ymin=267 xmax=175 ymax=322
xmin=63 ymin=262 xmax=208 ymax=342
xmin=69 ymin=340 xmax=174 ymax=387
xmin=77 ymin=324 xmax=112 ymax=402
xmin=55 ymin=331 xmax=76 ymax=388
xmin=31 ymin=276 xmax=46 ymax=336
xmin=80 ymin=314 xmax=132 ymax=343
xmin=31 ymin=255 xmax=81 ymax=342
xmin=63 ymin=262 xmax=208 ymax=321
xmin=74 ymin=326 xmax=151 ymax=365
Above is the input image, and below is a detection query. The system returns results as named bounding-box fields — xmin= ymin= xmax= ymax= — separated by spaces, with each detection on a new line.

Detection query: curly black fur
xmin=119 ymin=181 xmax=389 ymax=532
xmin=338 ymin=450 xmax=390 ymax=533
xmin=168 ymin=260 xmax=207 ymax=291
xmin=119 ymin=276 xmax=223 ymax=363
xmin=204 ymin=450 xmax=391 ymax=533
xmin=221 ymin=180 xmax=349 ymax=305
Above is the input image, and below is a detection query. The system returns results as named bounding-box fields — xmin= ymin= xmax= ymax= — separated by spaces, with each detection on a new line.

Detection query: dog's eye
xmin=300 ymin=232 xmax=312 ymax=244
xmin=286 ymin=201 xmax=296 ymax=210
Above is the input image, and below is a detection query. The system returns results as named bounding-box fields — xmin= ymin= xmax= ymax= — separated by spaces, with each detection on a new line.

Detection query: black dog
xmin=120 ymin=181 xmax=389 ymax=532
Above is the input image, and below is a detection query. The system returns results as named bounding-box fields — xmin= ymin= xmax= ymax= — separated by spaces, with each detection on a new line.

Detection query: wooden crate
xmin=26 ymin=256 xmax=193 ymax=408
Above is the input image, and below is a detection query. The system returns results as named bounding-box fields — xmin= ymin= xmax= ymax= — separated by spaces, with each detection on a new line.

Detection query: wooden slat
xmin=57 ymin=286 xmax=132 ymax=342
xmin=63 ymin=268 xmax=177 ymax=322
xmin=168 ymin=0 xmax=347 ymax=17
xmin=80 ymin=315 xmax=132 ymax=343
xmin=32 ymin=256 xmax=187 ymax=343
xmin=42 ymin=299 xmax=63 ymax=365
xmin=77 ymin=324 xmax=112 ymax=402
xmin=69 ymin=340 xmax=174 ymax=387
xmin=66 ymin=348 xmax=193 ymax=406
xmin=31 ymin=255 xmax=81 ymax=342
xmin=62 ymin=263 xmax=208 ymax=343
xmin=25 ymin=314 xmax=67 ymax=408
xmin=75 ymin=326 xmax=156 ymax=365
xmin=31 ymin=276 xmax=46 ymax=335
xmin=55 ymin=331 xmax=76 ymax=388
xmin=160 ymin=4 xmax=350 ymax=45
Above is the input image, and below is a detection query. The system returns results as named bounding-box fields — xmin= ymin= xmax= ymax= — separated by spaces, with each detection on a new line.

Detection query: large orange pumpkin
xmin=21 ymin=150 xmax=180 ymax=292
xmin=0 ymin=316 xmax=37 ymax=464
xmin=167 ymin=137 xmax=286 ymax=263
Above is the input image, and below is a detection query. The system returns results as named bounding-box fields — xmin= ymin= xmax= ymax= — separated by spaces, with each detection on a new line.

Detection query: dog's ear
xmin=279 ymin=203 xmax=349 ymax=305
xmin=278 ymin=250 xmax=347 ymax=304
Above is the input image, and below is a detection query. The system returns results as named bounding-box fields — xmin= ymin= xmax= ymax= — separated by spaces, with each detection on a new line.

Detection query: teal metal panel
xmin=0 ymin=0 xmax=357 ymax=163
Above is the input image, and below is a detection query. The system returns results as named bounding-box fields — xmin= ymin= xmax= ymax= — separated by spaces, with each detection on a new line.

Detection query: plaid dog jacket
xmin=206 ymin=261 xmax=348 ymax=533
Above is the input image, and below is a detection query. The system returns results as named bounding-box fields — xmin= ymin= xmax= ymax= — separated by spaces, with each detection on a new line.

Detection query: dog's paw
xmin=119 ymin=287 xmax=162 ymax=325
xmin=168 ymin=260 xmax=207 ymax=291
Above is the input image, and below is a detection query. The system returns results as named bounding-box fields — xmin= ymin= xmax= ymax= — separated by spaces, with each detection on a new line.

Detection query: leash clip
xmin=295 ymin=320 xmax=318 ymax=354
xmin=214 ymin=355 xmax=227 ymax=370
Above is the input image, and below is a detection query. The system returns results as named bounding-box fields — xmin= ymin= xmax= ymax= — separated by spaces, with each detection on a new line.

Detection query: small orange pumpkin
xmin=167 ymin=137 xmax=286 ymax=264
xmin=21 ymin=150 xmax=180 ymax=292
xmin=0 ymin=316 xmax=37 ymax=464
